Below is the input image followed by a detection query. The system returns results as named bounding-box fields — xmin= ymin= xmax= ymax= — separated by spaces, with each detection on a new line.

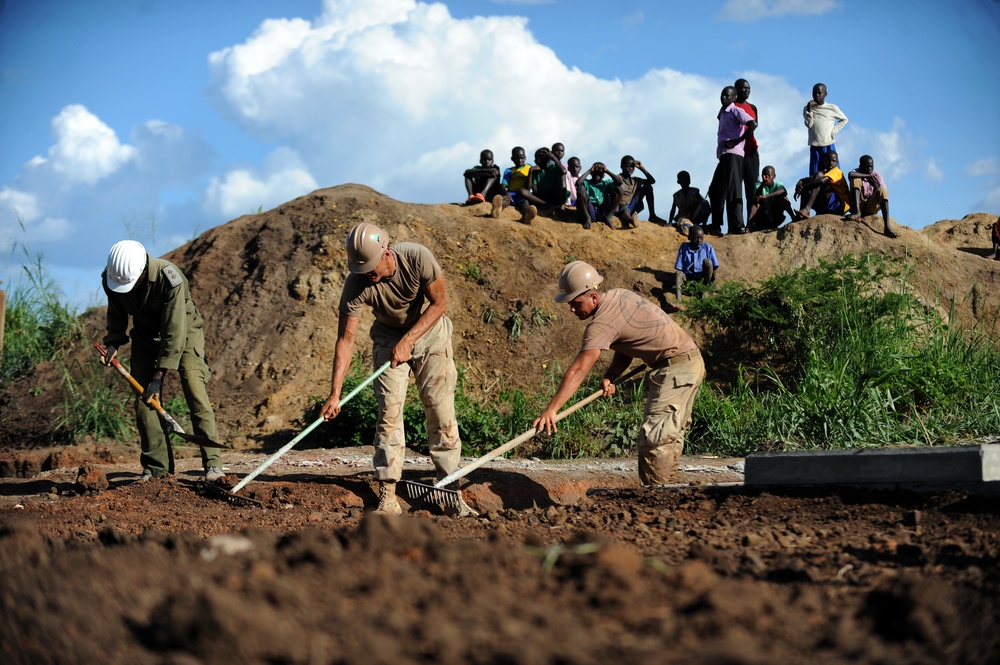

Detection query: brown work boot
xmin=374 ymin=481 xmax=402 ymax=515
xmin=490 ymin=194 xmax=503 ymax=219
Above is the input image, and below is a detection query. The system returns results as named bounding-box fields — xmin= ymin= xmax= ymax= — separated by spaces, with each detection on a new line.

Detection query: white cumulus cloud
xmin=46 ymin=105 xmax=136 ymax=185
xmin=964 ymin=157 xmax=999 ymax=177
xmin=204 ymin=147 xmax=319 ymax=219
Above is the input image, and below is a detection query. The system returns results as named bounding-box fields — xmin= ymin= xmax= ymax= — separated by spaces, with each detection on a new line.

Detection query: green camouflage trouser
xmin=638 ymin=352 xmax=706 ymax=486
xmin=369 ymin=316 xmax=461 ymax=482
xmin=129 ymin=340 xmax=221 ymax=477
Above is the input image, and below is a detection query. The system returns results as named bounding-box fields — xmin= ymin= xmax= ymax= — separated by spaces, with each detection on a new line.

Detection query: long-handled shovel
xmin=400 ymin=364 xmax=647 ymax=510
xmin=93 ymin=342 xmax=229 ymax=449
xmin=229 ymin=361 xmax=391 ymax=497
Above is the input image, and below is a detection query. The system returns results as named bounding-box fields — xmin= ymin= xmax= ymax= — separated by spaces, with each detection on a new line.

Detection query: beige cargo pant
xmin=369 ymin=316 xmax=461 ymax=483
xmin=638 ymin=351 xmax=706 ymax=486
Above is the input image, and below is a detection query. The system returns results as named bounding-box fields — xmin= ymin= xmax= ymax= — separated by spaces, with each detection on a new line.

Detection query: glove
xmin=102 ymin=345 xmax=118 ymax=367
xmin=144 ymin=377 xmax=163 ymax=405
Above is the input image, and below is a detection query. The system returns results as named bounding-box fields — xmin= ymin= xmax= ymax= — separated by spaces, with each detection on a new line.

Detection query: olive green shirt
xmin=102 ymin=258 xmax=206 ymax=371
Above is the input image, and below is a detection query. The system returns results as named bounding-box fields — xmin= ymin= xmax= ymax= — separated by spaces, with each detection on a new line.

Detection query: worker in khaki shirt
xmin=533 ymin=261 xmax=706 ymax=485
xmin=101 ymin=240 xmax=223 ymax=482
xmin=321 ymin=223 xmax=464 ymax=515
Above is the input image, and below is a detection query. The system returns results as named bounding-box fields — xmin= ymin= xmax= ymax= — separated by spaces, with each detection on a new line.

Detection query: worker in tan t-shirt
xmin=533 ymin=261 xmax=706 ymax=485
xmin=320 ymin=222 xmax=466 ymax=515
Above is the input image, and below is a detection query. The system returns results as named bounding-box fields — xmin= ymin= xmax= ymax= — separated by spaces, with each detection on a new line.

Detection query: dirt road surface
xmin=1 ymin=444 xmax=998 ymax=664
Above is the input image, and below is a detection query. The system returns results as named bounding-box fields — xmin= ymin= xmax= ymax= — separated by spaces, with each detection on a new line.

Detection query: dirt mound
xmin=2 ymin=186 xmax=999 ymax=451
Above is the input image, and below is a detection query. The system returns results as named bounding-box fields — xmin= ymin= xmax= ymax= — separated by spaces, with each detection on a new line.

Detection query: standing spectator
xmin=804 ymin=83 xmax=848 ymax=175
xmin=709 ymin=86 xmax=757 ymax=235
xmin=848 ymin=155 xmax=898 ymax=238
xmin=100 ymin=240 xmax=224 ymax=483
xmin=674 ymin=225 xmax=719 ymax=302
xmin=734 ymin=78 xmax=759 ymax=226
xmin=794 ymin=150 xmax=851 ymax=218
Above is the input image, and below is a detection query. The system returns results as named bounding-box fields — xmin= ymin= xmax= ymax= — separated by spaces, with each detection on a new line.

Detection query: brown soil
xmin=1 ymin=187 xmax=999 ymax=663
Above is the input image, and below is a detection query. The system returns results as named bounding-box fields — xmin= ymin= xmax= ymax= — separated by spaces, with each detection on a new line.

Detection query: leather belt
xmin=652 ymin=351 xmax=699 ymax=370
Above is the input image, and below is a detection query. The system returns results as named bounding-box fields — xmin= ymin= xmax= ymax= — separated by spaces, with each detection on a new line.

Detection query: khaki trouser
xmin=850 ymin=179 xmax=889 ymax=216
xmin=130 ymin=340 xmax=221 ymax=477
xmin=369 ymin=316 xmax=461 ymax=482
xmin=638 ymin=351 xmax=706 ymax=486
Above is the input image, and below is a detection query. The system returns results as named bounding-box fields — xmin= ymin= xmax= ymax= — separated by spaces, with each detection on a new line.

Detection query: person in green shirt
xmin=101 ymin=240 xmax=223 ymax=483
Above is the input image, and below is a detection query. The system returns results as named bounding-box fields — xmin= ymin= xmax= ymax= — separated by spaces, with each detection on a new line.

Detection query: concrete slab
xmin=745 ymin=444 xmax=1000 ymax=487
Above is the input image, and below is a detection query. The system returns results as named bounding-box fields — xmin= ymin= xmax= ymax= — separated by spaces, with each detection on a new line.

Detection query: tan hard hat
xmin=555 ymin=261 xmax=603 ymax=303
xmin=346 ymin=222 xmax=389 ymax=274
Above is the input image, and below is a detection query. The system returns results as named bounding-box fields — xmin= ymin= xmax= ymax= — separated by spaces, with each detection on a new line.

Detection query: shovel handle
xmin=434 ymin=363 xmax=648 ymax=488
xmin=93 ymin=342 xmax=168 ymax=414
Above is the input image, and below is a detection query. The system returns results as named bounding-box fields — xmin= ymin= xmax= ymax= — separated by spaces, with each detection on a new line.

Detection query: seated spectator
xmin=990 ymin=216 xmax=1000 ymax=261
xmin=496 ymin=146 xmax=537 ymax=224
xmin=614 ymin=156 xmax=669 ymax=227
xmin=530 ymin=147 xmax=569 ymax=211
xmin=793 ymin=151 xmax=850 ymax=219
xmin=748 ymin=166 xmax=797 ymax=231
xmin=848 ymin=155 xmax=898 ymax=238
xmin=565 ymin=157 xmax=582 ymax=208
xmin=463 ymin=149 xmax=502 ymax=205
xmin=575 ymin=162 xmax=623 ymax=230
xmin=668 ymin=170 xmax=711 ymax=232
xmin=674 ymin=225 xmax=719 ymax=302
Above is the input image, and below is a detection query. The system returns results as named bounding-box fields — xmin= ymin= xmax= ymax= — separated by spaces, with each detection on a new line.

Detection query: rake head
xmin=201 ymin=480 xmax=264 ymax=508
xmin=399 ymin=480 xmax=477 ymax=516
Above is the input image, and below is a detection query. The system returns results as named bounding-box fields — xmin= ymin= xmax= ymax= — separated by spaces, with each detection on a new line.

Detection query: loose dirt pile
xmin=1 ymin=187 xmax=998 ymax=663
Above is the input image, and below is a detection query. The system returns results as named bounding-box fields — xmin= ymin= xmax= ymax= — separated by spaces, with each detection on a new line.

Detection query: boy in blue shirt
xmin=674 ymin=225 xmax=719 ymax=302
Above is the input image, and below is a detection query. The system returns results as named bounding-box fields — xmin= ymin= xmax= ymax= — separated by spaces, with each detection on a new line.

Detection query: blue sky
xmin=2 ymin=0 xmax=999 ymax=310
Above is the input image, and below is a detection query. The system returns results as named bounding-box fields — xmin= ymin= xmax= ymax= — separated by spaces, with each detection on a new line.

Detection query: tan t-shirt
xmin=339 ymin=243 xmax=442 ymax=329
xmin=581 ymin=289 xmax=698 ymax=365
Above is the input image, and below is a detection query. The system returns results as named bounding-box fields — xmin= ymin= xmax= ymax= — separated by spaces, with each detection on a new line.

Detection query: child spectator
xmin=709 ymin=86 xmax=756 ymax=235
xmin=498 ymin=146 xmax=538 ymax=224
xmin=576 ymin=162 xmax=623 ymax=230
xmin=804 ymin=83 xmax=848 ymax=175
xmin=748 ymin=166 xmax=797 ymax=231
xmin=734 ymin=78 xmax=759 ymax=225
xmin=674 ymin=225 xmax=719 ymax=302
xmin=530 ymin=147 xmax=569 ymax=211
xmin=794 ymin=150 xmax=851 ymax=218
xmin=565 ymin=157 xmax=582 ymax=208
xmin=848 ymin=155 xmax=898 ymax=238
xmin=668 ymin=170 xmax=711 ymax=232
xmin=552 ymin=142 xmax=576 ymax=209
xmin=614 ymin=156 xmax=669 ymax=227
xmin=463 ymin=149 xmax=501 ymax=206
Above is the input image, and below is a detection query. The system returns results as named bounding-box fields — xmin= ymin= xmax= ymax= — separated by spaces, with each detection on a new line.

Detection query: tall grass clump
xmin=682 ymin=252 xmax=1000 ymax=456
xmin=55 ymin=359 xmax=134 ymax=441
xmin=2 ymin=247 xmax=82 ymax=382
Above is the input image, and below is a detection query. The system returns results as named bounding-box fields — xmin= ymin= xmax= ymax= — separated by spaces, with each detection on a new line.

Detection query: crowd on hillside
xmin=461 ymin=80 xmax=898 ymax=240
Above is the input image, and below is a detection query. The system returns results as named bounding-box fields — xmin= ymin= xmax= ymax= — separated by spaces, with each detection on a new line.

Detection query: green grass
xmin=54 ymin=358 xmax=134 ymax=441
xmin=1 ymin=246 xmax=83 ymax=382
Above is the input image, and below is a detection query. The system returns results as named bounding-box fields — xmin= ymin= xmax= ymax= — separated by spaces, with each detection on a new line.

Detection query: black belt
xmin=652 ymin=351 xmax=699 ymax=370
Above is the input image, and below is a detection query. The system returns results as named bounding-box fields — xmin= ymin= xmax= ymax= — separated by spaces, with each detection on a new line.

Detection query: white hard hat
xmin=346 ymin=223 xmax=389 ymax=274
xmin=105 ymin=240 xmax=147 ymax=293
xmin=555 ymin=261 xmax=603 ymax=303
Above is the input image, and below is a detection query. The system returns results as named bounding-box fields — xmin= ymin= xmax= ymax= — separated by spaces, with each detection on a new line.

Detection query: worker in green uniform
xmin=101 ymin=240 xmax=223 ymax=482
